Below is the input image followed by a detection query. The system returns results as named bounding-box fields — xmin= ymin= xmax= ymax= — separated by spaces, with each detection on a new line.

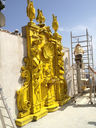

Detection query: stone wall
xmin=0 ymin=30 xmax=27 ymax=124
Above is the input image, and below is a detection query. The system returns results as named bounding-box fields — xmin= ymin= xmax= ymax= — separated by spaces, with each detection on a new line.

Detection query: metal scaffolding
xmin=71 ymin=29 xmax=94 ymax=102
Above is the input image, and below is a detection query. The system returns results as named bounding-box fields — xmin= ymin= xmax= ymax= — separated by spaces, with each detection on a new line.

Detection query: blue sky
xmin=2 ymin=0 xmax=96 ymax=65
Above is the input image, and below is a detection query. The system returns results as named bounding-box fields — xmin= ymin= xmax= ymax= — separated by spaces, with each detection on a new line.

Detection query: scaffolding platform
xmin=71 ymin=29 xmax=94 ymax=103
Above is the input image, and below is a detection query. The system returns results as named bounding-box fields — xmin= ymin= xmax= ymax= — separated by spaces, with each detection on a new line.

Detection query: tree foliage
xmin=0 ymin=0 xmax=5 ymax=11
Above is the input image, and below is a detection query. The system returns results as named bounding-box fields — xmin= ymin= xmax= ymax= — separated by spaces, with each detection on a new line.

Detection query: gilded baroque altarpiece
xmin=16 ymin=1 xmax=70 ymax=127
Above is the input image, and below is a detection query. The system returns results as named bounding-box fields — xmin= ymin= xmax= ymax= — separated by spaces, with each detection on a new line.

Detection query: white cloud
xmin=59 ymin=27 xmax=65 ymax=32
xmin=59 ymin=25 xmax=87 ymax=34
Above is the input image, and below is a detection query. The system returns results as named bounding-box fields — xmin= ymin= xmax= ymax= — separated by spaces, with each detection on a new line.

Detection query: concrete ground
xmin=1 ymin=93 xmax=96 ymax=128
xmin=20 ymin=94 xmax=96 ymax=128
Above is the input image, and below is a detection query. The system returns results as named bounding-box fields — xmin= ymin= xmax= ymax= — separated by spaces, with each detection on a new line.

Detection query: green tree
xmin=0 ymin=0 xmax=5 ymax=11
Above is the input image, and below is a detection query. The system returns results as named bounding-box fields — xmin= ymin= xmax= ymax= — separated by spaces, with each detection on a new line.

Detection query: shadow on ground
xmin=88 ymin=121 xmax=96 ymax=126
xmin=58 ymin=100 xmax=74 ymax=111
xmin=58 ymin=99 xmax=96 ymax=111
xmin=73 ymin=104 xmax=96 ymax=108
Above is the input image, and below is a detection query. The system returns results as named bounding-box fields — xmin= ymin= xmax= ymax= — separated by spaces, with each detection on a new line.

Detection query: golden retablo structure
xmin=15 ymin=1 xmax=70 ymax=127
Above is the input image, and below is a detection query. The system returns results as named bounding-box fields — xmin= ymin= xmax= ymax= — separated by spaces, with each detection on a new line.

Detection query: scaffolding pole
xmin=71 ymin=29 xmax=94 ymax=103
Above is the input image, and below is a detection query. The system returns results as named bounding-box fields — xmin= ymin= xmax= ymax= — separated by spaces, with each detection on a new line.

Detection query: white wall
xmin=63 ymin=47 xmax=74 ymax=97
xmin=0 ymin=30 xmax=27 ymax=124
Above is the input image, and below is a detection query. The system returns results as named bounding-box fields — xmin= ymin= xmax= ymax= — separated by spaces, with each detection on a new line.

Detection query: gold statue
xmin=27 ymin=0 xmax=35 ymax=21
xmin=36 ymin=9 xmax=45 ymax=24
xmin=52 ymin=14 xmax=59 ymax=33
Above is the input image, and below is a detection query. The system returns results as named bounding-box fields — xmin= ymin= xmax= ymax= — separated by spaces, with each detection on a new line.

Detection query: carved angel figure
xmin=36 ymin=9 xmax=45 ymax=24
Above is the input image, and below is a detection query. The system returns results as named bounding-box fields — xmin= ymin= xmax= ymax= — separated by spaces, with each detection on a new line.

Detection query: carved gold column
xmin=52 ymin=14 xmax=70 ymax=106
